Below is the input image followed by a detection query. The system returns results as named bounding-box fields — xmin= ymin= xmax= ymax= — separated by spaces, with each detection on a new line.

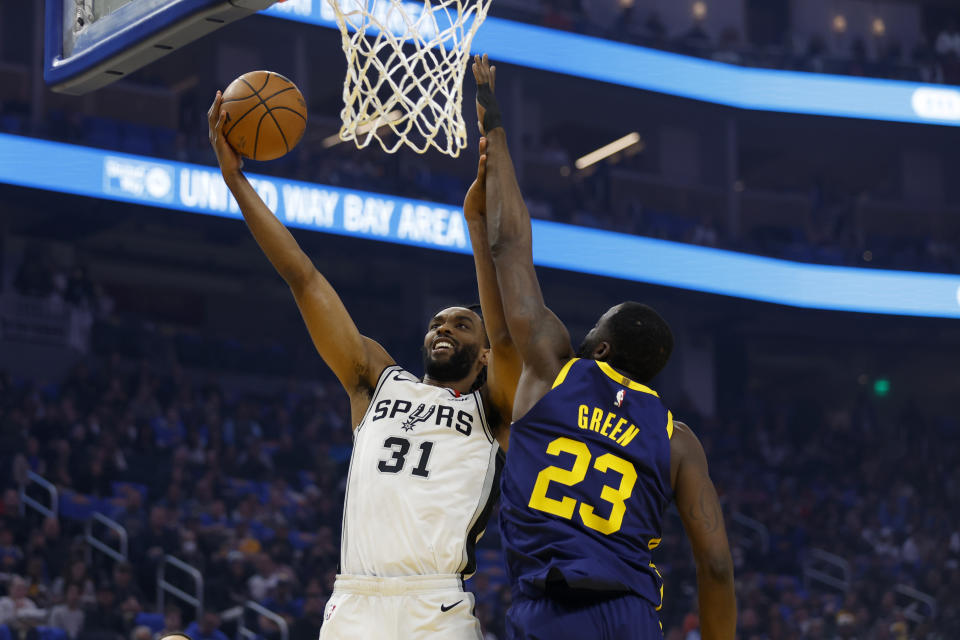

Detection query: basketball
xmin=220 ymin=70 xmax=307 ymax=161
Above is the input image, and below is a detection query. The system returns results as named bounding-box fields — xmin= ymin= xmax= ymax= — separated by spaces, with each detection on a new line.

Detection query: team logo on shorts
xmin=325 ymin=604 xmax=336 ymax=621
xmin=614 ymin=389 xmax=626 ymax=408
xmin=401 ymin=403 xmax=436 ymax=432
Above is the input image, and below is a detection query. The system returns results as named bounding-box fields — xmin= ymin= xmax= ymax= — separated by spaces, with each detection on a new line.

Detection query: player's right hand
xmin=472 ymin=54 xmax=496 ymax=135
xmin=463 ymin=137 xmax=488 ymax=224
xmin=208 ymin=91 xmax=243 ymax=176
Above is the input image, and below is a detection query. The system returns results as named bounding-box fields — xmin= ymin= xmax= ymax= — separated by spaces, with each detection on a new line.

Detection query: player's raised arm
xmin=207 ymin=92 xmax=393 ymax=422
xmin=472 ymin=56 xmax=573 ymax=397
xmin=464 ymin=137 xmax=522 ymax=447
xmin=670 ymin=421 xmax=737 ymax=639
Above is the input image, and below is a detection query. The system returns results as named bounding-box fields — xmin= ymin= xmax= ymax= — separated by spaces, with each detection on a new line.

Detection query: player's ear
xmin=479 ymin=347 xmax=490 ymax=368
xmin=592 ymin=341 xmax=611 ymax=361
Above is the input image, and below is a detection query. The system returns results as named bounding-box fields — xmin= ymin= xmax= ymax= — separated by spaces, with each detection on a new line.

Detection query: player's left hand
xmin=463 ymin=137 xmax=487 ymax=223
xmin=208 ymin=91 xmax=244 ymax=177
xmin=472 ymin=54 xmax=496 ymax=135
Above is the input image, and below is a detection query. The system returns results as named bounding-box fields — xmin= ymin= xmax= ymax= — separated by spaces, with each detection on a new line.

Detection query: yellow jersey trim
xmin=552 ymin=358 xmax=579 ymax=389
xmin=666 ymin=411 xmax=674 ymax=440
xmin=596 ymin=361 xmax=660 ymax=397
xmin=650 ymin=562 xmax=664 ymax=610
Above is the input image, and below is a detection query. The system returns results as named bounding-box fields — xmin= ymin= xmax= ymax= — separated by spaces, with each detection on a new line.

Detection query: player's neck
xmin=421 ymin=374 xmax=474 ymax=396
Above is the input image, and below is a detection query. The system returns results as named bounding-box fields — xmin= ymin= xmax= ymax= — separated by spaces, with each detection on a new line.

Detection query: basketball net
xmin=327 ymin=0 xmax=492 ymax=157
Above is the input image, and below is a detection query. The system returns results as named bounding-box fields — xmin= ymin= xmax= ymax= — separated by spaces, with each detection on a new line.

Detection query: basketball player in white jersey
xmin=208 ymin=93 xmax=520 ymax=639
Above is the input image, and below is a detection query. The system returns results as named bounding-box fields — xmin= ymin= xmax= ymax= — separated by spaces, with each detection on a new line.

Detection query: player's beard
xmin=423 ymin=342 xmax=479 ymax=383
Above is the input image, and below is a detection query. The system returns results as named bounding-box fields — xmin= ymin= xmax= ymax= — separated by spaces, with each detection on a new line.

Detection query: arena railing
xmin=158 ymin=555 xmax=204 ymax=618
xmin=238 ymin=601 xmax=289 ymax=640
xmin=894 ymin=584 xmax=937 ymax=624
xmin=84 ymin=511 xmax=129 ymax=564
xmin=19 ymin=470 xmax=58 ymax=520
xmin=0 ymin=292 xmax=92 ymax=351
xmin=730 ymin=512 xmax=770 ymax=555
xmin=802 ymin=548 xmax=851 ymax=594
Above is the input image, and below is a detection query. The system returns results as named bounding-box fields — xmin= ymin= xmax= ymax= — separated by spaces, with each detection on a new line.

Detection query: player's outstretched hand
xmin=472 ymin=54 xmax=497 ymax=135
xmin=208 ymin=91 xmax=243 ymax=177
xmin=463 ymin=137 xmax=488 ymax=223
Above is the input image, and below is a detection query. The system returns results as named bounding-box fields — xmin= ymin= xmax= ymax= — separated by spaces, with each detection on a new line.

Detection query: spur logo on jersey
xmin=401 ymin=403 xmax=436 ymax=432
xmin=371 ymin=398 xmax=473 ymax=436
xmin=614 ymin=389 xmax=625 ymax=408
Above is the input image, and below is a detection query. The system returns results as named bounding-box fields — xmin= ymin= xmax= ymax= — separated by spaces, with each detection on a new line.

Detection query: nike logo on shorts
xmin=440 ymin=600 xmax=463 ymax=612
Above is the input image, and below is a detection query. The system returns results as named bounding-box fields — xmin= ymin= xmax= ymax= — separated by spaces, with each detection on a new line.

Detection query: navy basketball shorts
xmin=506 ymin=592 xmax=663 ymax=640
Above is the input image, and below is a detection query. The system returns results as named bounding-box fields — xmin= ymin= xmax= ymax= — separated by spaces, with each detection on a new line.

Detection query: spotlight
xmin=872 ymin=17 xmax=886 ymax=37
xmin=692 ymin=1 xmax=707 ymax=21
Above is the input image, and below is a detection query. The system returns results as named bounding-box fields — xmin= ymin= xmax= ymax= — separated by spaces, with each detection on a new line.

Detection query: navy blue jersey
xmin=499 ymin=358 xmax=674 ymax=609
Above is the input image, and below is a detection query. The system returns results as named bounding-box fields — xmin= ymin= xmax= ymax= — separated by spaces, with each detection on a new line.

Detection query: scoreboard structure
xmin=44 ymin=0 xmax=279 ymax=95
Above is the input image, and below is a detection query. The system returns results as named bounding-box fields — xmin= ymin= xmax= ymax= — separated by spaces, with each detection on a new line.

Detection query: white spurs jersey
xmin=340 ymin=365 xmax=503 ymax=578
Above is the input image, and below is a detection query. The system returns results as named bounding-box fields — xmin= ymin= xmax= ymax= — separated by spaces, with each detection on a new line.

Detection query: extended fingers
xmin=208 ymin=91 xmax=222 ymax=124
xmin=472 ymin=56 xmax=482 ymax=82
xmin=473 ymin=54 xmax=492 ymax=84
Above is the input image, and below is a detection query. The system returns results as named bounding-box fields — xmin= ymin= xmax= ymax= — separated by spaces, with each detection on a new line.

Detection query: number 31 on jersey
xmin=527 ymin=437 xmax=637 ymax=535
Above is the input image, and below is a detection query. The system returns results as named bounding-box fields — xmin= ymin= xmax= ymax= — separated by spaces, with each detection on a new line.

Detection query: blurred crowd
xmin=0 ymin=346 xmax=957 ymax=639
xmin=655 ymin=392 xmax=960 ymax=639
xmin=492 ymin=1 xmax=960 ymax=85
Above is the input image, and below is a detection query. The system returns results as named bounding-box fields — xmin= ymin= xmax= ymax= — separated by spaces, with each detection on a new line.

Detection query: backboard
xmin=45 ymin=0 xmax=281 ymax=95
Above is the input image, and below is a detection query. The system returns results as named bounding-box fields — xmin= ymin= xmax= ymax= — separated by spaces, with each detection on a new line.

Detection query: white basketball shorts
xmin=319 ymin=574 xmax=482 ymax=640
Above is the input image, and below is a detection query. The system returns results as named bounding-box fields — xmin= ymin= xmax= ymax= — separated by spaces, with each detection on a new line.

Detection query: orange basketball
xmin=221 ymin=70 xmax=307 ymax=161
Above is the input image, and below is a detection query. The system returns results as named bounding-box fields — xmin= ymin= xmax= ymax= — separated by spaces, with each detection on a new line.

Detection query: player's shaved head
xmin=577 ymin=302 xmax=673 ymax=383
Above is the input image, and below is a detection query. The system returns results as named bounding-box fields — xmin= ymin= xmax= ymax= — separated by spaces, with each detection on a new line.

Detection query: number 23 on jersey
xmin=527 ymin=437 xmax=638 ymax=535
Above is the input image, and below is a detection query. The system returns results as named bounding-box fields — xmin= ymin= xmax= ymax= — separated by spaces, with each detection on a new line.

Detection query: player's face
xmin=422 ymin=307 xmax=486 ymax=382
xmin=576 ymin=304 xmax=620 ymax=360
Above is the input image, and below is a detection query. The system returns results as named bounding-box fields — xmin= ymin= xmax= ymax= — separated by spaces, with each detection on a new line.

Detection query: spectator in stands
xmin=541 ymin=0 xmax=572 ymax=32
xmin=581 ymin=0 xmax=623 ymax=38
xmin=679 ymin=17 xmax=711 ymax=56
xmin=132 ymin=506 xmax=178 ymax=569
xmin=935 ymin=19 xmax=960 ymax=60
xmin=712 ymin=27 xmax=743 ymax=65
xmin=184 ymin=611 xmax=228 ymax=640
xmin=51 ymin=561 xmax=96 ymax=608
xmin=634 ymin=10 xmax=667 ymax=46
xmin=804 ymin=35 xmax=828 ymax=73
xmin=110 ymin=564 xmax=142 ymax=605
xmin=158 ymin=605 xmax=182 ymax=638
xmin=128 ymin=625 xmax=151 ymax=640
xmin=13 ymin=246 xmax=55 ymax=299
xmin=23 ymin=555 xmax=50 ymax=607
xmin=80 ymin=583 xmax=126 ymax=640
xmin=0 ymin=576 xmax=43 ymax=630
xmin=0 ymin=526 xmax=24 ymax=574
xmin=936 ymin=18 xmax=960 ymax=83
xmin=289 ymin=584 xmax=325 ymax=640
xmin=48 ymin=583 xmax=85 ymax=639
xmin=690 ymin=214 xmax=719 ymax=247
xmin=246 ymin=554 xmax=279 ymax=603
xmin=27 ymin=518 xmax=66 ymax=583
xmin=263 ymin=576 xmax=300 ymax=622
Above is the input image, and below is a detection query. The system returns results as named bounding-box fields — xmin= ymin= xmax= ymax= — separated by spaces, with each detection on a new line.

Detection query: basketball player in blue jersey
xmin=471 ymin=56 xmax=736 ymax=639
xmin=207 ymin=92 xmax=521 ymax=640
